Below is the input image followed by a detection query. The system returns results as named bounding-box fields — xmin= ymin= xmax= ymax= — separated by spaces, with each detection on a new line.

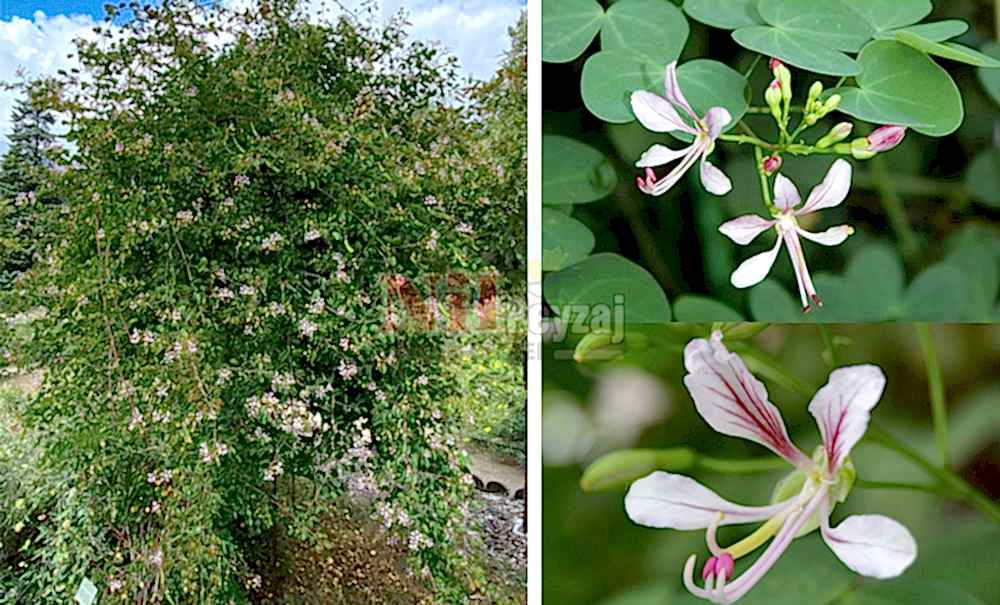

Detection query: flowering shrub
xmin=1 ymin=1 xmax=524 ymax=602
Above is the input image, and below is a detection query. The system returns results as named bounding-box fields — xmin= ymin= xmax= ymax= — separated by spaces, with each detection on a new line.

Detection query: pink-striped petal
xmin=772 ymin=173 xmax=801 ymax=211
xmin=730 ymin=237 xmax=783 ymax=289
xmin=808 ymin=365 xmax=886 ymax=473
xmin=638 ymin=142 xmax=704 ymax=196
xmin=683 ymin=332 xmax=809 ymax=465
xmin=635 ymin=144 xmax=690 ymax=168
xmin=625 ymin=472 xmax=793 ymax=530
xmin=797 ymin=225 xmax=854 ymax=247
xmin=799 ymin=159 xmax=852 ymax=215
xmin=630 ymin=90 xmax=696 ymax=134
xmin=700 ymin=156 xmax=732 ymax=195
xmin=719 ymin=215 xmax=775 ymax=246
xmin=664 ymin=61 xmax=700 ymax=124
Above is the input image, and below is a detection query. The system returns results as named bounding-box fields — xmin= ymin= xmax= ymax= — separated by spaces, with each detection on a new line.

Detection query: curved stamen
xmin=683 ymin=555 xmax=712 ymax=600
xmin=706 ymin=512 xmax=725 ymax=556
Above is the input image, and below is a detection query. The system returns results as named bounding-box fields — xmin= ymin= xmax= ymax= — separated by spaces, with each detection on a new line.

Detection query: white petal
xmin=635 ymin=144 xmax=690 ymax=168
xmin=822 ymin=513 xmax=917 ymax=579
xmin=630 ymin=90 xmax=695 ymax=134
xmin=797 ymin=225 xmax=853 ymax=247
xmin=809 ymin=365 xmax=886 ymax=472
xmin=703 ymin=107 xmax=732 ymax=140
xmin=772 ymin=174 xmax=801 ymax=211
xmin=625 ymin=472 xmax=791 ymax=530
xmin=664 ymin=61 xmax=699 ymax=124
xmin=730 ymin=237 xmax=783 ymax=289
xmin=800 ymin=159 xmax=852 ymax=214
xmin=640 ymin=143 xmax=703 ymax=196
xmin=700 ymin=156 xmax=732 ymax=195
xmin=719 ymin=215 xmax=775 ymax=246
xmin=682 ymin=332 xmax=808 ymax=465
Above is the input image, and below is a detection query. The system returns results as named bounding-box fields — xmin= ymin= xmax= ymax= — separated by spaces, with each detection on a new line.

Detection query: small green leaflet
xmin=875 ymin=20 xmax=969 ymax=42
xmin=75 ymin=578 xmax=98 ymax=605
xmin=542 ymin=135 xmax=617 ymax=205
xmin=757 ymin=0 xmax=874 ymax=52
xmin=541 ymin=0 xmax=603 ymax=63
xmin=841 ymin=0 xmax=931 ymax=32
xmin=682 ymin=0 xmax=763 ymax=30
xmin=542 ymin=208 xmax=596 ymax=272
xmin=732 ymin=27 xmax=861 ymax=76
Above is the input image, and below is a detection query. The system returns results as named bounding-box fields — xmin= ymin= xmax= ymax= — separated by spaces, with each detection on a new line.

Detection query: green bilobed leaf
xmin=542 ymin=208 xmax=596 ymax=272
xmin=902 ymin=263 xmax=967 ymax=320
xmin=542 ymin=135 xmax=617 ymax=204
xmin=843 ymin=579 xmax=987 ymax=605
xmin=807 ymin=274 xmax=863 ymax=322
xmin=581 ymin=49 xmax=665 ymax=123
xmin=845 ymin=244 xmax=905 ymax=320
xmin=896 ymin=31 xmax=1000 ymax=68
xmin=748 ymin=279 xmax=801 ymax=321
xmin=826 ymin=41 xmax=963 ymax=137
xmin=544 ymin=253 xmax=672 ymax=324
xmin=877 ymin=20 xmax=969 ymax=42
xmin=673 ymin=296 xmax=743 ymax=321
xmin=671 ymin=60 xmax=749 ymax=141
xmin=977 ymin=42 xmax=1000 ymax=106
xmin=683 ymin=0 xmax=763 ymax=30
xmin=732 ymin=27 xmax=862 ymax=76
xmin=603 ymin=0 xmax=689 ymax=63
xmin=966 ymin=149 xmax=1000 ymax=208
xmin=944 ymin=225 xmax=1000 ymax=321
xmin=542 ymin=0 xmax=604 ymax=63
xmin=757 ymin=0 xmax=874 ymax=52
xmin=841 ymin=0 xmax=930 ymax=31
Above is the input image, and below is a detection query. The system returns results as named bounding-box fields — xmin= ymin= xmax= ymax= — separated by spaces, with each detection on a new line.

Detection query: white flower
xmin=261 ymin=232 xmax=284 ymax=252
xmin=304 ymin=229 xmax=321 ymax=242
xmin=720 ymin=159 xmax=855 ymax=312
xmin=630 ymin=61 xmax=732 ymax=196
xmin=625 ymin=333 xmax=916 ymax=604
xmin=298 ymin=318 xmax=318 ymax=338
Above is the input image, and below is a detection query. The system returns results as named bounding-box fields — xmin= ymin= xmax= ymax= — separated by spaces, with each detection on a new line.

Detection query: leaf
xmin=895 ymin=31 xmax=1000 ymax=68
xmin=842 ymin=579 xmax=987 ymax=605
xmin=542 ymin=0 xmax=604 ymax=63
xmin=901 ymin=263 xmax=968 ymax=320
xmin=944 ymin=225 xmax=1000 ymax=321
xmin=977 ymin=42 xmax=1000 ymax=106
xmin=748 ymin=279 xmax=802 ymax=320
xmin=806 ymin=274 xmax=864 ymax=322
xmin=673 ymin=296 xmax=743 ymax=321
xmin=757 ymin=0 xmax=874 ymax=52
xmin=542 ymin=135 xmax=618 ymax=205
xmin=670 ymin=60 xmax=749 ymax=142
xmin=966 ymin=149 xmax=1000 ymax=208
xmin=682 ymin=0 xmax=763 ymax=30
xmin=906 ymin=524 xmax=1000 ymax=604
xmin=543 ymin=253 xmax=672 ymax=324
xmin=732 ymin=27 xmax=861 ymax=76
xmin=876 ymin=20 xmax=969 ymax=42
xmin=581 ymin=48 xmax=665 ymax=123
xmin=602 ymin=0 xmax=689 ymax=64
xmin=845 ymin=244 xmax=905 ymax=321
xmin=542 ymin=208 xmax=596 ymax=272
xmin=826 ymin=41 xmax=963 ymax=137
xmin=841 ymin=0 xmax=930 ymax=31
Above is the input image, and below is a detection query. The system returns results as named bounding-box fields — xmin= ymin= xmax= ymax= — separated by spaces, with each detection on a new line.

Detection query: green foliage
xmin=544 ymin=253 xmax=673 ymax=324
xmin=0 ymin=1 xmax=524 ymax=603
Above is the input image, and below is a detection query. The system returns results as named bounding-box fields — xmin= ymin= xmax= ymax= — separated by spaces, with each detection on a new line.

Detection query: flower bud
xmin=816 ymin=122 xmax=853 ymax=148
xmin=807 ymin=81 xmax=823 ymax=108
xmin=777 ymin=65 xmax=792 ymax=103
xmin=762 ymin=154 xmax=782 ymax=175
xmin=866 ymin=125 xmax=906 ymax=152
xmin=765 ymin=80 xmax=782 ymax=121
xmin=850 ymin=138 xmax=876 ymax=160
xmin=821 ymin=94 xmax=841 ymax=115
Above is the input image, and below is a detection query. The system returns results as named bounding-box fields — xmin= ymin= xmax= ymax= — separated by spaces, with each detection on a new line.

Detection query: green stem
xmin=835 ymin=76 xmax=848 ymax=88
xmin=916 ymin=324 xmax=949 ymax=467
xmin=865 ymin=424 xmax=1000 ymax=525
xmin=870 ymin=154 xmax=920 ymax=262
xmin=719 ymin=133 xmax=775 ymax=149
xmin=855 ymin=478 xmax=952 ymax=497
xmin=817 ymin=325 xmax=837 ymax=369
xmin=744 ymin=55 xmax=762 ymax=79
xmin=697 ymin=454 xmax=789 ymax=473
xmin=747 ymin=105 xmax=804 ymax=114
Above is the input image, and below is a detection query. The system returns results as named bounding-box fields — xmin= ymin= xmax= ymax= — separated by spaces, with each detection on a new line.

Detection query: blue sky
xmin=0 ymin=0 xmax=524 ymax=152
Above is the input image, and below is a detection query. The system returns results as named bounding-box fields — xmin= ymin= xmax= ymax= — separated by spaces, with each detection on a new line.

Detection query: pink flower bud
xmin=715 ymin=553 xmax=735 ymax=580
xmin=866 ymin=126 xmax=906 ymax=153
xmin=762 ymin=155 xmax=782 ymax=175
xmin=769 ymin=58 xmax=784 ymax=73
xmin=702 ymin=556 xmax=717 ymax=580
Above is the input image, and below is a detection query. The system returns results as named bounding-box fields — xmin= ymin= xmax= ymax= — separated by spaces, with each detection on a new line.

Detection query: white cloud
xmin=0 ymin=1 xmax=521 ymax=153
xmin=0 ymin=11 xmax=98 ymax=153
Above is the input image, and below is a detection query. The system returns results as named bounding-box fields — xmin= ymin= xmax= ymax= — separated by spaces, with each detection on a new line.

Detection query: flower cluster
xmin=631 ymin=61 xmax=905 ymax=311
